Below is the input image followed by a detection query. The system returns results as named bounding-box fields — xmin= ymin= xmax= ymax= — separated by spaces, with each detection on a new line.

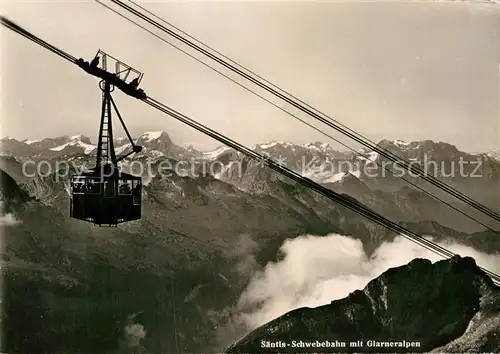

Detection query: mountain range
xmin=1 ymin=131 xmax=499 ymax=353
xmin=2 ymin=132 xmax=500 ymax=235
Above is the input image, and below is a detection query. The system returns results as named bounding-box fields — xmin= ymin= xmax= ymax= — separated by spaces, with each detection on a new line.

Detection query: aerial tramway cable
xmin=146 ymin=97 xmax=500 ymax=284
xmin=94 ymin=0 xmax=500 ymax=236
xmin=2 ymin=15 xmax=500 ymax=285
xmin=1 ymin=16 xmax=77 ymax=63
xmin=102 ymin=0 xmax=500 ymax=226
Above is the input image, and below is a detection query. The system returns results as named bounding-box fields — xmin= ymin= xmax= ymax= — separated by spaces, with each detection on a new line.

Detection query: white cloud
xmin=0 ymin=201 xmax=20 ymax=226
xmin=123 ymin=323 xmax=147 ymax=349
xmin=0 ymin=213 xmax=20 ymax=226
xmin=236 ymin=233 xmax=500 ymax=330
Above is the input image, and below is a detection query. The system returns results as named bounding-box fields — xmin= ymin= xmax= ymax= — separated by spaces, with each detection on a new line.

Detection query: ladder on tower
xmin=100 ymin=90 xmax=111 ymax=164
xmin=96 ymin=81 xmax=117 ymax=168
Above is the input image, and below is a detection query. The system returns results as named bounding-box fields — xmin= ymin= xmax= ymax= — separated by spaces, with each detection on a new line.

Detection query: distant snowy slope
xmin=49 ymin=135 xmax=95 ymax=155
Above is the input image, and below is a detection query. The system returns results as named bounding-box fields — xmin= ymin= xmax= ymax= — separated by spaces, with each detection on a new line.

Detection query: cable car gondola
xmin=70 ymin=51 xmax=145 ymax=226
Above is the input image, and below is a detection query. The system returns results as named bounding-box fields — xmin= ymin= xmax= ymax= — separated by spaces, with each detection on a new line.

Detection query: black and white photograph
xmin=1 ymin=0 xmax=500 ymax=353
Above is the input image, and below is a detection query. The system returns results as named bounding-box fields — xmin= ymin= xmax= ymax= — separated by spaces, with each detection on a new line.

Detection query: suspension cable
xmin=93 ymin=1 xmax=500 ymax=235
xmin=102 ymin=0 xmax=500 ymax=225
xmin=143 ymin=96 xmax=500 ymax=284
xmin=1 ymin=16 xmax=76 ymax=63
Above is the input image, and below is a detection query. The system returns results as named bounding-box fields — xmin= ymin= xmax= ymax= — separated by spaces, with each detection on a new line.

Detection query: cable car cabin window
xmin=85 ymin=178 xmax=101 ymax=194
xmin=118 ymin=180 xmax=133 ymax=195
xmin=104 ymin=180 xmax=115 ymax=198
xmin=132 ymin=180 xmax=141 ymax=205
xmin=72 ymin=178 xmax=85 ymax=194
xmin=132 ymin=180 xmax=141 ymax=195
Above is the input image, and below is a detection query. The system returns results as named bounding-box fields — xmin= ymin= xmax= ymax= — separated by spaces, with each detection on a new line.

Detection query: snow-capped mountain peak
xmin=139 ymin=131 xmax=171 ymax=143
xmin=392 ymin=139 xmax=410 ymax=148
xmin=377 ymin=139 xmax=415 ymax=150
xmin=248 ymin=141 xmax=296 ymax=152
xmin=69 ymin=134 xmax=89 ymax=142
xmin=49 ymin=135 xmax=95 ymax=155
xmin=301 ymin=141 xmax=335 ymax=153
xmin=24 ymin=138 xmax=42 ymax=145
xmin=115 ymin=143 xmax=132 ymax=155
xmin=204 ymin=145 xmax=234 ymax=160
xmin=135 ymin=131 xmax=173 ymax=153
xmin=251 ymin=140 xmax=341 ymax=157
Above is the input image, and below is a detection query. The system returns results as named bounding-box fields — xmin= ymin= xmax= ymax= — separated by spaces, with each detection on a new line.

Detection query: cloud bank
xmin=236 ymin=233 xmax=500 ymax=330
xmin=0 ymin=201 xmax=20 ymax=226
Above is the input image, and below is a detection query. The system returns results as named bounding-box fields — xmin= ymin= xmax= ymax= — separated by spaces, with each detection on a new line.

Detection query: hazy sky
xmin=1 ymin=0 xmax=499 ymax=152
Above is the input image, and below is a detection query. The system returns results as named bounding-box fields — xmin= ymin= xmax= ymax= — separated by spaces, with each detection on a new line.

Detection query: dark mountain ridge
xmin=226 ymin=255 xmax=500 ymax=353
